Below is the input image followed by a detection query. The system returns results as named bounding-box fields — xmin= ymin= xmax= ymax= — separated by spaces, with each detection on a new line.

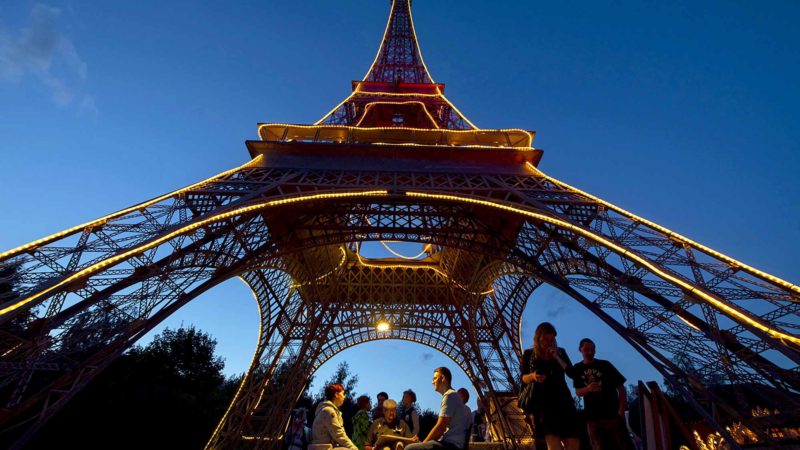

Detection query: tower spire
xmin=363 ymin=0 xmax=434 ymax=84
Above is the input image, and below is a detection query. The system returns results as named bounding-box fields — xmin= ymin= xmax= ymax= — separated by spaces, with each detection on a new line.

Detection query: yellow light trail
xmin=361 ymin=0 xmax=436 ymax=84
xmin=354 ymin=101 xmax=441 ymax=129
xmin=0 ymin=155 xmax=265 ymax=261
xmin=206 ymin=279 xmax=266 ymax=449
xmin=311 ymin=89 xmax=481 ymax=131
xmin=434 ymin=86 xmax=478 ymax=130
xmin=406 ymin=191 xmax=800 ymax=346
xmin=370 ymin=142 xmax=535 ymax=151
xmin=362 ymin=0 xmax=399 ymax=82
xmin=354 ymin=90 xmax=443 ymax=99
xmin=259 ymin=123 xmax=533 ymax=147
xmin=406 ymin=0 xmax=436 ymax=84
xmin=380 ymin=242 xmax=430 ymax=260
xmin=0 ymin=191 xmax=389 ymax=318
xmin=290 ymin=246 xmax=348 ymax=287
xmin=314 ymin=91 xmax=356 ymax=125
xmin=524 ymin=162 xmax=800 ymax=296
xmin=355 ymin=242 xmax=494 ymax=296
xmin=8 ymin=184 xmax=790 ymax=349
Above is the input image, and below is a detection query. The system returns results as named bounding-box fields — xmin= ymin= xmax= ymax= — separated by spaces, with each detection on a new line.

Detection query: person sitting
xmin=405 ymin=367 xmax=469 ymax=450
xmin=312 ymin=383 xmax=358 ymax=450
xmin=284 ymin=408 xmax=310 ymax=450
xmin=471 ymin=399 xmax=491 ymax=443
xmin=399 ymin=389 xmax=420 ymax=437
xmin=353 ymin=395 xmax=373 ymax=450
xmin=372 ymin=392 xmax=389 ymax=420
xmin=456 ymin=388 xmax=473 ymax=438
xmin=365 ymin=399 xmax=418 ymax=450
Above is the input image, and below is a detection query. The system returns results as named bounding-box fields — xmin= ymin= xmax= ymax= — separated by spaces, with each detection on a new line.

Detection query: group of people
xmin=287 ymin=320 xmax=632 ymax=450
xmin=351 ymin=389 xmax=420 ymax=450
xmin=301 ymin=367 xmax=478 ymax=450
xmin=520 ymin=322 xmax=636 ymax=450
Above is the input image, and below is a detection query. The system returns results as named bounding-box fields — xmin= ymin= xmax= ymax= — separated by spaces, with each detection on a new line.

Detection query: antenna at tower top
xmin=363 ymin=0 xmax=434 ymax=84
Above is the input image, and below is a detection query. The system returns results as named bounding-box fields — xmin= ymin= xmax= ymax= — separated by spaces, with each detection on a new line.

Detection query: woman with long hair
xmin=353 ymin=395 xmax=372 ymax=450
xmin=520 ymin=322 xmax=580 ymax=450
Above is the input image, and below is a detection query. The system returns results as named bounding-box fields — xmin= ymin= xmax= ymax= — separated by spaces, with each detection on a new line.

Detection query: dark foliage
xmin=25 ymin=326 xmax=234 ymax=449
xmin=418 ymin=408 xmax=438 ymax=438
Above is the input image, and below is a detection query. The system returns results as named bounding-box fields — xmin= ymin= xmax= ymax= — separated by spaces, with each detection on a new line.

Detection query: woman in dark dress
xmin=520 ymin=322 xmax=580 ymax=450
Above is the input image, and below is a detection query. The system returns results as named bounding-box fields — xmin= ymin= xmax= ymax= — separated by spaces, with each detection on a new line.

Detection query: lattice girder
xmin=363 ymin=0 xmax=433 ymax=84
xmin=1 ymin=162 xmax=799 ymax=448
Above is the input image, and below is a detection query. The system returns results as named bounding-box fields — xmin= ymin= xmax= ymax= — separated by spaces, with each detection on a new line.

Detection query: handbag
xmin=518 ymin=382 xmax=535 ymax=412
xmin=518 ymin=350 xmax=537 ymax=412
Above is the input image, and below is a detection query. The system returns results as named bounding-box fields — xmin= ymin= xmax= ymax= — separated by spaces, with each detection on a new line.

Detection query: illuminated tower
xmin=1 ymin=1 xmax=799 ymax=449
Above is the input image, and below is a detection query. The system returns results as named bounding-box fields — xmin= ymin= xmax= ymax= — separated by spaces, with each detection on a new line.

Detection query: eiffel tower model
xmin=1 ymin=1 xmax=798 ymax=449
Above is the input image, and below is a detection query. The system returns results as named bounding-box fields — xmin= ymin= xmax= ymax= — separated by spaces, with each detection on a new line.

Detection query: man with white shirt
xmin=405 ymin=367 xmax=469 ymax=450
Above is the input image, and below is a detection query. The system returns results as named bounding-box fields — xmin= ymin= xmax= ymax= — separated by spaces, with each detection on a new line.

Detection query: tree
xmin=132 ymin=326 xmax=225 ymax=392
xmin=316 ymin=361 xmax=359 ymax=404
xmin=418 ymin=408 xmax=439 ymax=439
xmin=27 ymin=325 xmax=231 ymax=449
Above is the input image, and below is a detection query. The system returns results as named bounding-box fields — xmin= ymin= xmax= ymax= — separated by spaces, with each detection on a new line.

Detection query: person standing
xmin=353 ymin=395 xmax=373 ymax=450
xmin=520 ymin=322 xmax=581 ymax=450
xmin=572 ymin=338 xmax=635 ymax=450
xmin=405 ymin=367 xmax=469 ymax=450
xmin=312 ymin=383 xmax=358 ymax=450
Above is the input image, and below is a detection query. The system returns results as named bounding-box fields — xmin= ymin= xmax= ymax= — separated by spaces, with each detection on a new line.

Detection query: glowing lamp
xmin=376 ymin=321 xmax=391 ymax=332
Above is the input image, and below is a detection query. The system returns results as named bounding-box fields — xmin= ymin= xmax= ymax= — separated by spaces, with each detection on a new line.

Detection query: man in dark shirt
xmin=572 ymin=338 xmax=635 ymax=450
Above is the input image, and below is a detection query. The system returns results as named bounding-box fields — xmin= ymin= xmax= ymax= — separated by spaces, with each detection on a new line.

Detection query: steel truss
xmin=1 ymin=165 xmax=798 ymax=448
xmin=1 ymin=1 xmax=799 ymax=449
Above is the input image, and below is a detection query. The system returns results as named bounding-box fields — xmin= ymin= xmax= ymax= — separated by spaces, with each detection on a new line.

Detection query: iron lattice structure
xmin=1 ymin=1 xmax=799 ymax=449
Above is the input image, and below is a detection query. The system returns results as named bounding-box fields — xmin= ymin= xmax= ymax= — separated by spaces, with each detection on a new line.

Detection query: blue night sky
xmin=1 ymin=1 xmax=799 ymax=413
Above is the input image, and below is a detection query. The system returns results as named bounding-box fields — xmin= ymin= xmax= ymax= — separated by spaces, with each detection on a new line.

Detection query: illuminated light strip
xmin=438 ymin=92 xmax=478 ymax=130
xmin=1 ymin=343 xmax=22 ymax=358
xmin=206 ymin=280 xmax=266 ymax=449
xmin=359 ymin=0 xmax=436 ymax=84
xmin=406 ymin=191 xmax=800 ymax=346
xmin=405 ymin=0 xmax=436 ymax=83
xmin=432 ymin=85 xmax=478 ymax=130
xmin=355 ymin=242 xmax=494 ymax=296
xmin=371 ymin=142 xmax=536 ymax=151
xmin=380 ymin=242 xmax=430 ymax=260
xmin=0 ymin=191 xmax=389 ymax=318
xmin=290 ymin=246 xmax=348 ymax=287
xmin=679 ymin=315 xmax=702 ymax=332
xmin=361 ymin=0 xmax=397 ymax=82
xmin=314 ymin=91 xmax=357 ymax=125
xmin=259 ymin=123 xmax=533 ymax=146
xmin=524 ymin=162 xmax=800 ymax=295
xmin=0 ymin=155 xmax=265 ymax=261
xmin=315 ymin=91 xmax=481 ymax=129
xmin=357 ymin=212 xmax=431 ymax=263
xmin=354 ymin=101 xmax=441 ymax=129
xmin=353 ymin=90 xmax=443 ymax=99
